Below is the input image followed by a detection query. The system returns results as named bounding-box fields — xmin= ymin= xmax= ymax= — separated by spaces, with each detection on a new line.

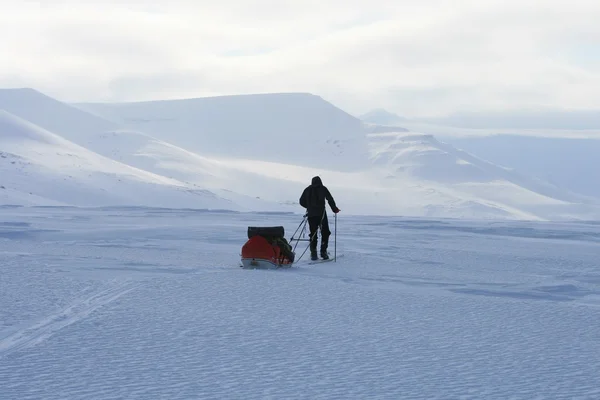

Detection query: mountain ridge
xmin=2 ymin=87 xmax=599 ymax=220
xmin=0 ymin=109 xmax=261 ymax=210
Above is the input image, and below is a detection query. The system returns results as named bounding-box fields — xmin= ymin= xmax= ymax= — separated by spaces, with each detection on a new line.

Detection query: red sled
xmin=240 ymin=226 xmax=295 ymax=269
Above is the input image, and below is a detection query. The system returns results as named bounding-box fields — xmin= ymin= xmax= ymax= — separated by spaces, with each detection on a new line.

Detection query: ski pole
xmin=290 ymin=214 xmax=308 ymax=242
xmin=334 ymin=212 xmax=337 ymax=262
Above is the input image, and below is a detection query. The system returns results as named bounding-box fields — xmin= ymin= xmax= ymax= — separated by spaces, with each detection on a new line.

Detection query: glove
xmin=334 ymin=208 xmax=341 ymax=214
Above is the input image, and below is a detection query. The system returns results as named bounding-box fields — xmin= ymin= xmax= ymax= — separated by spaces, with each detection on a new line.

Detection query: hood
xmin=311 ymin=176 xmax=322 ymax=186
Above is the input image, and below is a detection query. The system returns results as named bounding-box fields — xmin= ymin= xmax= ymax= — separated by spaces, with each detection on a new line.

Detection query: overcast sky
xmin=1 ymin=0 xmax=599 ymax=117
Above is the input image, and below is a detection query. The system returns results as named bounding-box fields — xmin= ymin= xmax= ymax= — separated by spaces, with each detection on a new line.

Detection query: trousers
xmin=308 ymin=212 xmax=331 ymax=252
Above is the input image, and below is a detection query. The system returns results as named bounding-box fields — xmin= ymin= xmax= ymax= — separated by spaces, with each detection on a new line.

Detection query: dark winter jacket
xmin=299 ymin=176 xmax=339 ymax=217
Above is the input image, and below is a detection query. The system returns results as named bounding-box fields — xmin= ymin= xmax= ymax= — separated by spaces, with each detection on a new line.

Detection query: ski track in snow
xmin=0 ymin=207 xmax=599 ymax=399
xmin=0 ymin=280 xmax=138 ymax=358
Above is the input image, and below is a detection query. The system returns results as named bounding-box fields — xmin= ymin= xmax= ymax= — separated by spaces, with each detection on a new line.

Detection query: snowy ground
xmin=1 ymin=206 xmax=600 ymax=399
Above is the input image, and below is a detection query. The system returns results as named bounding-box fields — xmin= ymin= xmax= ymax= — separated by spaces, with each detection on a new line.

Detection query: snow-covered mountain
xmin=1 ymin=87 xmax=599 ymax=220
xmin=368 ymin=131 xmax=590 ymax=200
xmin=0 ymin=110 xmax=251 ymax=210
xmin=83 ymin=130 xmax=228 ymax=186
xmin=79 ymin=128 xmax=571 ymax=220
xmin=442 ymin=134 xmax=600 ymax=200
xmin=367 ymin=131 xmax=600 ymax=220
xmin=360 ymin=108 xmax=407 ymax=125
xmin=80 ymin=129 xmax=304 ymax=210
xmin=413 ymin=109 xmax=600 ymax=130
xmin=75 ymin=93 xmax=370 ymax=172
xmin=0 ymin=88 xmax=117 ymax=145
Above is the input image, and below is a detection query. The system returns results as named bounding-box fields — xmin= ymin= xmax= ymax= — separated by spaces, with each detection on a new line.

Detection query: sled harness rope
xmin=289 ymin=208 xmax=336 ymax=263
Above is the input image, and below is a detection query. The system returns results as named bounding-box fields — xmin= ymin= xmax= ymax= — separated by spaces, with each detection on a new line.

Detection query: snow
xmin=410 ymin=108 xmax=600 ymax=130
xmin=360 ymin=108 xmax=408 ymax=125
xmin=0 ymin=110 xmax=256 ymax=210
xmin=1 ymin=206 xmax=599 ymax=399
xmin=75 ymin=92 xmax=371 ymax=172
xmin=365 ymin=131 xmax=600 ymax=220
xmin=1 ymin=87 xmax=600 ymax=220
xmin=82 ymin=129 xmax=230 ymax=185
xmin=73 ymin=92 xmax=600 ymax=221
xmin=0 ymin=88 xmax=117 ymax=145
xmin=442 ymin=134 xmax=600 ymax=200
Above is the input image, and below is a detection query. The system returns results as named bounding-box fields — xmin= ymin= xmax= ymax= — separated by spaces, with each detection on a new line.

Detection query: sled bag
xmin=241 ymin=235 xmax=279 ymax=261
xmin=247 ymin=226 xmax=284 ymax=239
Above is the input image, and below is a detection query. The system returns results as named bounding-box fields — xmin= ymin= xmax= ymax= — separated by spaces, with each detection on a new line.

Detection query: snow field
xmin=1 ymin=208 xmax=599 ymax=399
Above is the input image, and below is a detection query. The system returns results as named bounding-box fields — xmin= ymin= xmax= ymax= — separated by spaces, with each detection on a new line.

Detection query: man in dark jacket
xmin=299 ymin=176 xmax=340 ymax=260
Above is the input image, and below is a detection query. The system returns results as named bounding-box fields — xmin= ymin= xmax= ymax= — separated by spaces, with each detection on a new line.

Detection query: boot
xmin=320 ymin=246 xmax=329 ymax=260
xmin=310 ymin=244 xmax=318 ymax=260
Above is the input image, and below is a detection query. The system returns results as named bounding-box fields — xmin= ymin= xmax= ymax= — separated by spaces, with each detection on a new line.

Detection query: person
xmin=299 ymin=176 xmax=340 ymax=260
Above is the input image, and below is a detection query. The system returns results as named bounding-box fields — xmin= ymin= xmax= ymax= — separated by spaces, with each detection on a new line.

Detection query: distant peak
xmin=0 ymin=87 xmax=47 ymax=95
xmin=364 ymin=107 xmax=391 ymax=114
xmin=0 ymin=109 xmax=63 ymax=145
xmin=0 ymin=87 xmax=59 ymax=102
xmin=0 ymin=87 xmax=37 ymax=92
xmin=360 ymin=108 xmax=407 ymax=125
xmin=95 ymin=91 xmax=322 ymax=106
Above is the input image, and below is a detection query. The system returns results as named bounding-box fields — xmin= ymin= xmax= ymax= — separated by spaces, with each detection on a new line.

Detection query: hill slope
xmin=0 ymin=110 xmax=243 ymax=209
xmin=81 ymin=129 xmax=301 ymax=210
xmin=75 ymin=93 xmax=370 ymax=172
xmin=74 ymin=95 xmax=600 ymax=220
xmin=0 ymin=88 xmax=118 ymax=144
xmin=368 ymin=132 xmax=587 ymax=199
xmin=82 ymin=130 xmax=226 ymax=186
xmin=367 ymin=131 xmax=600 ymax=220
xmin=443 ymin=134 xmax=600 ymax=200
xmin=360 ymin=108 xmax=407 ymax=125
xmin=2 ymin=88 xmax=598 ymax=220
xmin=415 ymin=109 xmax=600 ymax=130
xmin=80 ymin=128 xmax=552 ymax=220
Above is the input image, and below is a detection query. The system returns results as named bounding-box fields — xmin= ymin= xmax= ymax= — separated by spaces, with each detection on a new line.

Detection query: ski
xmin=308 ymin=258 xmax=334 ymax=265
xmin=306 ymin=253 xmax=344 ymax=265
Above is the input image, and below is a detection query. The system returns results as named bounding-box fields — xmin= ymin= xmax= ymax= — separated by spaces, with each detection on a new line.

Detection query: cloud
xmin=1 ymin=0 xmax=600 ymax=117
